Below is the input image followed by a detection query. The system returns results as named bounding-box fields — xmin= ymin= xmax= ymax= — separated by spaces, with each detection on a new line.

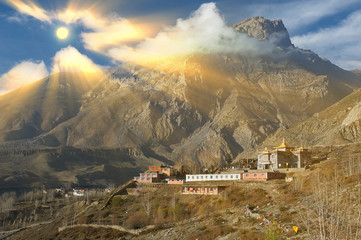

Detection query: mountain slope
xmin=0 ymin=72 xmax=99 ymax=144
xmin=257 ymin=86 xmax=361 ymax=151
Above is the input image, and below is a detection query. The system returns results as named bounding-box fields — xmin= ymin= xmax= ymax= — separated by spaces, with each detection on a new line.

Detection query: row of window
xmin=244 ymin=173 xmax=266 ymax=178
xmin=140 ymin=173 xmax=157 ymax=177
xmin=185 ymin=187 xmax=217 ymax=191
xmin=187 ymin=174 xmax=240 ymax=180
xmin=150 ymin=167 xmax=169 ymax=170
xmin=139 ymin=177 xmax=152 ymax=181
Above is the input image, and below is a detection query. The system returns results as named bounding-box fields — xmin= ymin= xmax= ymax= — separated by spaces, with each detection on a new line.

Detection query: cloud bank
xmin=0 ymin=60 xmax=48 ymax=95
xmin=106 ymin=3 xmax=273 ymax=65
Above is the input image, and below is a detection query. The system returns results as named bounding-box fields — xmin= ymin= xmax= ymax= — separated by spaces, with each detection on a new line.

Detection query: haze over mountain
xmin=1 ymin=16 xmax=361 ymax=188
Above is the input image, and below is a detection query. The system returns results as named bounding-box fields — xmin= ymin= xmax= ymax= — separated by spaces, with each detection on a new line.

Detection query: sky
xmin=1 ymin=0 xmax=361 ymax=94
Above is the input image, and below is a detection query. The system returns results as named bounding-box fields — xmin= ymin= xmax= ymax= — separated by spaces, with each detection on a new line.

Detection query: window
xmin=201 ymin=176 xmax=204 ymax=179
xmin=254 ymin=174 xmax=257 ymax=177
xmin=245 ymin=174 xmax=249 ymax=177
xmin=205 ymin=176 xmax=208 ymax=179
xmin=197 ymin=176 xmax=199 ymax=179
xmin=225 ymin=175 xmax=228 ymax=178
xmin=220 ymin=175 xmax=223 ymax=179
xmin=261 ymin=173 xmax=265 ymax=177
xmin=230 ymin=175 xmax=233 ymax=179
xmin=187 ymin=176 xmax=190 ymax=179
xmin=210 ymin=176 xmax=213 ymax=179
xmin=192 ymin=176 xmax=194 ymax=179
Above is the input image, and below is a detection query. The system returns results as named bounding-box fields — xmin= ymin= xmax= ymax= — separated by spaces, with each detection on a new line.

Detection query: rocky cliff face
xmin=0 ymin=16 xmax=361 ymax=187
xmin=232 ymin=16 xmax=293 ymax=48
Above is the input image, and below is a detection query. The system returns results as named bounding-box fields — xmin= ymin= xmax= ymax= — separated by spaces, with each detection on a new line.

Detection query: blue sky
xmin=1 ymin=0 xmax=361 ymax=94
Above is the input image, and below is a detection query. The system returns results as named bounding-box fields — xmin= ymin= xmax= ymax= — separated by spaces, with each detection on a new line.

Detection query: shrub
xmin=154 ymin=217 xmax=166 ymax=229
xmin=279 ymin=206 xmax=288 ymax=212
xmin=110 ymin=196 xmax=123 ymax=208
xmin=156 ymin=206 xmax=167 ymax=220
xmin=222 ymin=225 xmax=235 ymax=235
xmin=124 ymin=211 xmax=149 ymax=229
xmin=77 ymin=215 xmax=90 ymax=224
xmin=174 ymin=203 xmax=184 ymax=218
xmin=197 ymin=205 xmax=208 ymax=216
xmin=265 ymin=223 xmax=285 ymax=240
xmin=214 ymin=216 xmax=226 ymax=225
xmin=226 ymin=209 xmax=233 ymax=214
xmin=202 ymin=226 xmax=222 ymax=239
xmin=198 ymin=225 xmax=207 ymax=231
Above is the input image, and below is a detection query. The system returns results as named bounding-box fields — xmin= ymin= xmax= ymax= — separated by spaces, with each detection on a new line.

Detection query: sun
xmin=56 ymin=27 xmax=69 ymax=40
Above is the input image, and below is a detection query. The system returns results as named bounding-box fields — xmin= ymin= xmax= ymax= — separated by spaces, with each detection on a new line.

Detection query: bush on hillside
xmin=124 ymin=211 xmax=149 ymax=229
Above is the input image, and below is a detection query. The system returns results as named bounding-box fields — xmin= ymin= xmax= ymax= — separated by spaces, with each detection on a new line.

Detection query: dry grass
xmin=56 ymin=226 xmax=125 ymax=240
xmin=237 ymin=229 xmax=265 ymax=240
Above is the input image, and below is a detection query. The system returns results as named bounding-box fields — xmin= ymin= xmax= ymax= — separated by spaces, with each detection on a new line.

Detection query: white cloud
xmin=52 ymin=46 xmax=102 ymax=73
xmin=107 ymin=3 xmax=274 ymax=65
xmin=79 ymin=16 xmax=146 ymax=52
xmin=6 ymin=13 xmax=25 ymax=23
xmin=292 ymin=10 xmax=361 ymax=70
xmin=0 ymin=60 xmax=49 ymax=95
xmin=0 ymin=46 xmax=103 ymax=95
xmin=6 ymin=0 xmax=52 ymax=23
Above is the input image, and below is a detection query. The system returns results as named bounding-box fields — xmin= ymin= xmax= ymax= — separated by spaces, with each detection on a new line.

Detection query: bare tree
xmin=141 ymin=191 xmax=151 ymax=216
xmin=0 ymin=192 xmax=16 ymax=213
xmin=299 ymin=161 xmax=360 ymax=240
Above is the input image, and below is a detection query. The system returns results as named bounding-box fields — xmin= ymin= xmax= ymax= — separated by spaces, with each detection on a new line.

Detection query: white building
xmin=257 ymin=140 xmax=311 ymax=170
xmin=73 ymin=189 xmax=85 ymax=196
xmin=186 ymin=173 xmax=241 ymax=182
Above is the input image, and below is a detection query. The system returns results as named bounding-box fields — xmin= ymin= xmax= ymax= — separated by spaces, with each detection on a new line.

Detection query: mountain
xmin=0 ymin=16 xmax=360 ymax=188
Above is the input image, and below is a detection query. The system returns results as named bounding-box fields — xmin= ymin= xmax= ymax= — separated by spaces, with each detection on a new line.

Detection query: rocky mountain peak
xmin=232 ymin=16 xmax=293 ymax=48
